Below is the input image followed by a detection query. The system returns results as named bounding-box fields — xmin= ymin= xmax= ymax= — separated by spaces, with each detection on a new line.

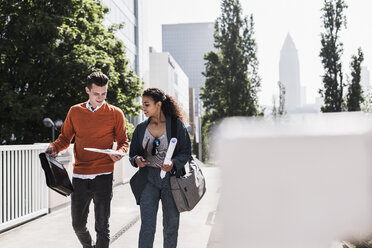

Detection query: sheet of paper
xmin=161 ymin=138 xmax=178 ymax=179
xmin=84 ymin=148 xmax=128 ymax=156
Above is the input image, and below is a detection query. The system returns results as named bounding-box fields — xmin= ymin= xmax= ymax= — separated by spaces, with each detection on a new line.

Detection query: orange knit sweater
xmin=51 ymin=102 xmax=129 ymax=175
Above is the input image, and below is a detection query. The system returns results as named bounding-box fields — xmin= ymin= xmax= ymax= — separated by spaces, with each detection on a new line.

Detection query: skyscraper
xmin=279 ymin=33 xmax=301 ymax=112
xmin=361 ymin=66 xmax=370 ymax=88
xmin=162 ymin=22 xmax=214 ymax=117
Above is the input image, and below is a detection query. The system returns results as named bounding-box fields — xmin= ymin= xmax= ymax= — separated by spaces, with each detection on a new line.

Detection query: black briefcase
xmin=39 ymin=152 xmax=73 ymax=196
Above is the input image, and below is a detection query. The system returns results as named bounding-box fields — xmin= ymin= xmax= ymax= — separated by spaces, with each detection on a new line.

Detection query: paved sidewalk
xmin=0 ymin=166 xmax=220 ymax=248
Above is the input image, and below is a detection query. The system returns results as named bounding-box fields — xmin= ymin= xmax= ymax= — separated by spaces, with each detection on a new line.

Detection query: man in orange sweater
xmin=46 ymin=72 xmax=129 ymax=248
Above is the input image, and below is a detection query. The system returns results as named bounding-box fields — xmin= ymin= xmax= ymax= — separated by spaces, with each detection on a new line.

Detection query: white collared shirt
xmin=73 ymin=100 xmax=111 ymax=180
xmin=73 ymin=172 xmax=112 ymax=180
xmin=86 ymin=100 xmax=105 ymax=112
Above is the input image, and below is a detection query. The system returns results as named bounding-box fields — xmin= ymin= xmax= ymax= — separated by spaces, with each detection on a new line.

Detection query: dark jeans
xmin=71 ymin=174 xmax=113 ymax=248
xmin=139 ymin=182 xmax=180 ymax=248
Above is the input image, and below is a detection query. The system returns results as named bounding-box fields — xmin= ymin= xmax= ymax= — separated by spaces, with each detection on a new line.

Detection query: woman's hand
xmin=136 ymin=156 xmax=149 ymax=168
xmin=109 ymin=154 xmax=123 ymax=162
xmin=161 ymin=160 xmax=174 ymax=172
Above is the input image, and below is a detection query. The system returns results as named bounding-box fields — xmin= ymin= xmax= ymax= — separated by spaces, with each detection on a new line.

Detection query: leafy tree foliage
xmin=200 ymin=0 xmax=261 ymax=124
xmin=272 ymin=81 xmax=286 ymax=117
xmin=272 ymin=96 xmax=278 ymax=117
xmin=201 ymin=116 xmax=212 ymax=162
xmin=0 ymin=0 xmax=142 ymax=144
xmin=346 ymin=48 xmax=364 ymax=111
xmin=199 ymin=0 xmax=261 ymax=162
xmin=361 ymin=86 xmax=372 ymax=113
xmin=319 ymin=0 xmax=348 ymax=112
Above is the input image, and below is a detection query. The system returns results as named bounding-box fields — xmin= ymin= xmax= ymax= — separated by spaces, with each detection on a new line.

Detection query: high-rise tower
xmin=361 ymin=66 xmax=370 ymax=88
xmin=279 ymin=33 xmax=301 ymax=112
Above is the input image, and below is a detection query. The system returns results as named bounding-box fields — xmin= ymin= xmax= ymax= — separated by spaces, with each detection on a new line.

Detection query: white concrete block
xmin=213 ymin=113 xmax=372 ymax=248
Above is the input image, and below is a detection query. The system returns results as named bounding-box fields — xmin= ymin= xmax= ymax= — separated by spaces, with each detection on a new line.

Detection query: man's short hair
xmin=87 ymin=72 xmax=109 ymax=89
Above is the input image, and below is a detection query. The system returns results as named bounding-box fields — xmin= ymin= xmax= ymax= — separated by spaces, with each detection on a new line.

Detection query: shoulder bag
xmin=170 ymin=117 xmax=206 ymax=212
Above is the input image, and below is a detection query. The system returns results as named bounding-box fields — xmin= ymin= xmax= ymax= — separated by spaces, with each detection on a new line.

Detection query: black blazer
xmin=129 ymin=115 xmax=191 ymax=204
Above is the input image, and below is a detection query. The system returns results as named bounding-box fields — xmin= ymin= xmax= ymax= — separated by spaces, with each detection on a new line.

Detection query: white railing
xmin=0 ymin=144 xmax=49 ymax=232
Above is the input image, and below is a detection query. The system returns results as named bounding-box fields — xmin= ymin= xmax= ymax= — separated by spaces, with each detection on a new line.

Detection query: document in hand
xmin=84 ymin=147 xmax=128 ymax=156
xmin=161 ymin=138 xmax=178 ymax=179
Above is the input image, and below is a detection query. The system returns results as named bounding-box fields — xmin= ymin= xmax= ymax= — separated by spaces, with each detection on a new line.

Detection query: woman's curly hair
xmin=143 ymin=88 xmax=187 ymax=123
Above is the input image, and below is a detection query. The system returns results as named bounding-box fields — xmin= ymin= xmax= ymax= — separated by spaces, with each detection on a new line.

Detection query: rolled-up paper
xmin=161 ymin=138 xmax=178 ymax=179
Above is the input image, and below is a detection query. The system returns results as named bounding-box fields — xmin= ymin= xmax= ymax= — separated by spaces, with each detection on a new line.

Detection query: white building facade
xmin=149 ymin=50 xmax=189 ymax=119
xmin=102 ymin=0 xmax=149 ymax=81
xmin=102 ymin=0 xmax=150 ymax=123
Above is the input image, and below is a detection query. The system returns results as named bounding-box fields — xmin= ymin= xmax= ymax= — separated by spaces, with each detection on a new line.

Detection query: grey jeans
xmin=71 ymin=173 xmax=113 ymax=248
xmin=139 ymin=182 xmax=180 ymax=248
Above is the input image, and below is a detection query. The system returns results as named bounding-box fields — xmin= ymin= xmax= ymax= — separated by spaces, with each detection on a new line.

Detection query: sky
xmin=147 ymin=0 xmax=372 ymax=106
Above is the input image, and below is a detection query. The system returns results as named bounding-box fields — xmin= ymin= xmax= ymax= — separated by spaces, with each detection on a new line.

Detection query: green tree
xmin=361 ymin=86 xmax=372 ymax=112
xmin=0 ymin=0 xmax=142 ymax=144
xmin=200 ymin=0 xmax=261 ymax=124
xmin=201 ymin=116 xmax=212 ymax=162
xmin=199 ymin=0 xmax=261 ymax=162
xmin=278 ymin=81 xmax=286 ymax=115
xmin=243 ymin=14 xmax=261 ymax=116
xmin=346 ymin=48 xmax=364 ymax=111
xmin=272 ymin=96 xmax=278 ymax=117
xmin=272 ymin=81 xmax=286 ymax=118
xmin=319 ymin=0 xmax=348 ymax=112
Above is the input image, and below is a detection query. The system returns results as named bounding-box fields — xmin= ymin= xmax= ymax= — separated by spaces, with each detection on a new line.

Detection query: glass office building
xmin=103 ymin=0 xmax=149 ymax=79
xmin=162 ymin=22 xmax=214 ymax=117
xmin=103 ymin=0 xmax=150 ymax=123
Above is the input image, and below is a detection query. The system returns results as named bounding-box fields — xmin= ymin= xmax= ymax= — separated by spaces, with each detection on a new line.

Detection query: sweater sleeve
xmin=51 ymin=107 xmax=75 ymax=154
xmin=115 ymin=109 xmax=129 ymax=153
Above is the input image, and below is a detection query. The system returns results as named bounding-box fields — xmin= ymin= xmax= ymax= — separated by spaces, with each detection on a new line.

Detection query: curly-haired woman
xmin=129 ymin=88 xmax=191 ymax=248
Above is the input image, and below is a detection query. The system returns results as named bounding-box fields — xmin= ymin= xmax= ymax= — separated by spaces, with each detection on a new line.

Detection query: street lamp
xmin=43 ymin=118 xmax=63 ymax=141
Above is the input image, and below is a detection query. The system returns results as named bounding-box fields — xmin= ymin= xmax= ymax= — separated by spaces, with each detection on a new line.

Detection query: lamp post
xmin=43 ymin=118 xmax=63 ymax=141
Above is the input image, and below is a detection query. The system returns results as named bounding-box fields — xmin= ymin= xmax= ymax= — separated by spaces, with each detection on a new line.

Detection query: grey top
xmin=142 ymin=129 xmax=169 ymax=187
xmin=142 ymin=128 xmax=168 ymax=168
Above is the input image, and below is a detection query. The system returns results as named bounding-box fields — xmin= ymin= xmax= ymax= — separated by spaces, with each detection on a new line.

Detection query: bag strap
xmin=171 ymin=116 xmax=177 ymax=138
xmin=170 ymin=117 xmax=186 ymax=178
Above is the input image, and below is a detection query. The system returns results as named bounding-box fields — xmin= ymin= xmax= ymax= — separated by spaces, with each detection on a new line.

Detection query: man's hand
xmin=109 ymin=154 xmax=123 ymax=162
xmin=45 ymin=145 xmax=57 ymax=157
xmin=161 ymin=160 xmax=174 ymax=172
xmin=135 ymin=156 xmax=149 ymax=167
